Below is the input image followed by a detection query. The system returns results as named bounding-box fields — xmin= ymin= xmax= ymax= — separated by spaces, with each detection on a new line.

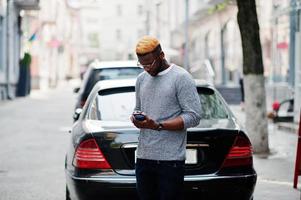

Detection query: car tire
xmin=66 ymin=185 xmax=71 ymax=200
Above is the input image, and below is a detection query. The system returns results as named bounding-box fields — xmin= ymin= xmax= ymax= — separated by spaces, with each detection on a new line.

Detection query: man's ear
xmin=160 ymin=51 xmax=165 ymax=59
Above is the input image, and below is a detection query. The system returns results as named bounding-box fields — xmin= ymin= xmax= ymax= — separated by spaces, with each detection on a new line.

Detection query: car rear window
xmin=94 ymin=67 xmax=143 ymax=81
xmin=197 ymin=87 xmax=228 ymax=119
xmin=88 ymin=87 xmax=135 ymax=121
xmin=87 ymin=86 xmax=229 ymax=121
xmin=82 ymin=67 xmax=142 ymax=99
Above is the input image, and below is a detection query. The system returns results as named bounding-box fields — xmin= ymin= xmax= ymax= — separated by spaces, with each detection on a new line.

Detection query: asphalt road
xmin=0 ymin=84 xmax=74 ymax=200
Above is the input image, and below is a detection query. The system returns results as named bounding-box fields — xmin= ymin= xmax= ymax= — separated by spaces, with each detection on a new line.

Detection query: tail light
xmin=73 ymin=138 xmax=111 ymax=169
xmin=221 ymin=136 xmax=253 ymax=168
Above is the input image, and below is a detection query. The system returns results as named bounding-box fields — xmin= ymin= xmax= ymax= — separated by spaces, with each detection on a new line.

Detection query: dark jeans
xmin=135 ymin=158 xmax=185 ymax=200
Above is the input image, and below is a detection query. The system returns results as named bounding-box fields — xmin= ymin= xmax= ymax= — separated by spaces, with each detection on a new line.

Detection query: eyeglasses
xmin=137 ymin=56 xmax=159 ymax=69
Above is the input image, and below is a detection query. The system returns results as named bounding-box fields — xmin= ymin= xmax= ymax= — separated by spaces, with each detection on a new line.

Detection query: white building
xmin=96 ymin=0 xmax=147 ymax=61
xmin=24 ymin=0 xmax=81 ymax=89
xmin=171 ymin=0 xmax=299 ymax=117
xmin=0 ymin=0 xmax=39 ymax=100
xmin=72 ymin=0 xmax=102 ymax=65
xmin=165 ymin=0 xmax=243 ymax=85
xmin=70 ymin=0 xmax=153 ymax=63
xmin=143 ymin=0 xmax=180 ymax=62
xmin=0 ymin=0 xmax=7 ymax=100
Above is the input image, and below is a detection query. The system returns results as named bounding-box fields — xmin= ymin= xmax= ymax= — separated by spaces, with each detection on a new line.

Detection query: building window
xmin=137 ymin=5 xmax=143 ymax=16
xmin=117 ymin=5 xmax=122 ymax=16
xmin=116 ymin=29 xmax=122 ymax=41
xmin=87 ymin=17 xmax=98 ymax=24
xmin=88 ymin=32 xmax=99 ymax=48
xmin=137 ymin=29 xmax=144 ymax=38
xmin=229 ymin=71 xmax=234 ymax=82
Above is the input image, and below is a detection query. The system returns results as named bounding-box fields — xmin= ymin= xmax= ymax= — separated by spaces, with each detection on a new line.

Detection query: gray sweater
xmin=135 ymin=64 xmax=202 ymax=161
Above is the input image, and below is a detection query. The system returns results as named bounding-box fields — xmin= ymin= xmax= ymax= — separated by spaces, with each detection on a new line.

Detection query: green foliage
xmin=20 ymin=53 xmax=32 ymax=67
xmin=208 ymin=0 xmax=231 ymax=15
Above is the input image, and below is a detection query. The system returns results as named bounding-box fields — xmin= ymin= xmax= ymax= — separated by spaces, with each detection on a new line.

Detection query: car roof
xmin=94 ymin=79 xmax=137 ymax=91
xmin=194 ymin=79 xmax=213 ymax=87
xmin=92 ymin=78 xmax=213 ymax=92
xmin=90 ymin=60 xmax=139 ymax=69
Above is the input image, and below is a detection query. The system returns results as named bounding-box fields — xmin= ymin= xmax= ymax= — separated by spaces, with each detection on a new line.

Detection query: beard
xmin=152 ymin=60 xmax=163 ymax=76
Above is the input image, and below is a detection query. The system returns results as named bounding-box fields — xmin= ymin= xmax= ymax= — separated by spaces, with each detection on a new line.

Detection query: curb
xmin=277 ymin=122 xmax=299 ymax=134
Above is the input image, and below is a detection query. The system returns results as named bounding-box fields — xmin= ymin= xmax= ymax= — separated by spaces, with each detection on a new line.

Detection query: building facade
xmin=0 ymin=0 xmax=7 ymax=100
xmin=96 ymin=0 xmax=147 ymax=61
xmin=182 ymin=0 xmax=300 ymax=120
xmin=0 ymin=0 xmax=39 ymax=100
xmin=23 ymin=0 xmax=81 ymax=90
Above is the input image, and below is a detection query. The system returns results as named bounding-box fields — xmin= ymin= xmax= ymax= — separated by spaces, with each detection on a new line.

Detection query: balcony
xmin=14 ymin=0 xmax=40 ymax=10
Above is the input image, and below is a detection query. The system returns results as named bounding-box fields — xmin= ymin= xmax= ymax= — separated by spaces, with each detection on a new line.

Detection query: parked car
xmin=190 ymin=59 xmax=215 ymax=85
xmin=65 ymin=79 xmax=257 ymax=200
xmin=73 ymin=60 xmax=143 ymax=121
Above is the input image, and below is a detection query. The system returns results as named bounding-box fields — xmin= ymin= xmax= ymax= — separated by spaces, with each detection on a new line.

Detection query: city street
xmin=0 ymin=83 xmax=74 ymax=200
xmin=0 ymin=81 xmax=299 ymax=199
xmin=0 ymin=0 xmax=300 ymax=200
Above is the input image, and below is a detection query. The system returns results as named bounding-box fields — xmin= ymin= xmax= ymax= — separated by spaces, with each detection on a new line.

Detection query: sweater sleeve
xmin=176 ymin=73 xmax=202 ymax=129
xmin=134 ymin=76 xmax=141 ymax=112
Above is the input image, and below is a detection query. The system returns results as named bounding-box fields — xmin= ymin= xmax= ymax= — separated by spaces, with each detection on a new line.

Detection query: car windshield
xmin=87 ymin=86 xmax=229 ymax=123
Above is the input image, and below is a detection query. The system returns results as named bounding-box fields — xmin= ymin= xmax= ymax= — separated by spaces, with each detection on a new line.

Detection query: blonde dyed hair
xmin=136 ymin=36 xmax=160 ymax=55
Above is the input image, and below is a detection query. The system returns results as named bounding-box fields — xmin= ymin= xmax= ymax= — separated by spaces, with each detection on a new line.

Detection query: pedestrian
xmin=239 ymin=75 xmax=245 ymax=110
xmin=131 ymin=35 xmax=202 ymax=200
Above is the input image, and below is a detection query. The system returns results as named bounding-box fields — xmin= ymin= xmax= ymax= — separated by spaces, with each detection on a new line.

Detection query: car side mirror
xmin=73 ymin=87 xmax=80 ymax=93
xmin=73 ymin=108 xmax=83 ymax=121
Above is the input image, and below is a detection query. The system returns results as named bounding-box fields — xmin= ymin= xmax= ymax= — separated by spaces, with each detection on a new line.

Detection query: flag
xmin=28 ymin=32 xmax=37 ymax=42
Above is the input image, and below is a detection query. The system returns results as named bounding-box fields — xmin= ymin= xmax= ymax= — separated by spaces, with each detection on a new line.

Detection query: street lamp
xmin=184 ymin=0 xmax=189 ymax=71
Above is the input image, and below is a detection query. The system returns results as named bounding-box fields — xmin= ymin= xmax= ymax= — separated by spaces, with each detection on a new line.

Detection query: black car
xmin=73 ymin=60 xmax=143 ymax=120
xmin=65 ymin=79 xmax=257 ymax=200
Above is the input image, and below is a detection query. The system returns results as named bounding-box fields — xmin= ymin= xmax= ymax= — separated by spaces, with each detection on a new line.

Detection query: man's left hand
xmin=130 ymin=113 xmax=159 ymax=130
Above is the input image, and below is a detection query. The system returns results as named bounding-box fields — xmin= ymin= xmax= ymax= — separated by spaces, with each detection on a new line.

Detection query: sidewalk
xmin=229 ymin=105 xmax=301 ymax=200
xmin=277 ymin=122 xmax=299 ymax=134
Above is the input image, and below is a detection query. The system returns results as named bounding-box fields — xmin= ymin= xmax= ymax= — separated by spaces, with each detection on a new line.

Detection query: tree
xmin=236 ymin=0 xmax=269 ymax=153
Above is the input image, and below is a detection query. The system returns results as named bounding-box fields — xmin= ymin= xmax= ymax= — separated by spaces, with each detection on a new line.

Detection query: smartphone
xmin=133 ymin=113 xmax=146 ymax=121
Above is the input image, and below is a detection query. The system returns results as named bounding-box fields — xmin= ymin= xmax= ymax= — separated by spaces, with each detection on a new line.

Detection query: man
xmin=131 ymin=36 xmax=202 ymax=200
xmin=239 ymin=75 xmax=245 ymax=110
